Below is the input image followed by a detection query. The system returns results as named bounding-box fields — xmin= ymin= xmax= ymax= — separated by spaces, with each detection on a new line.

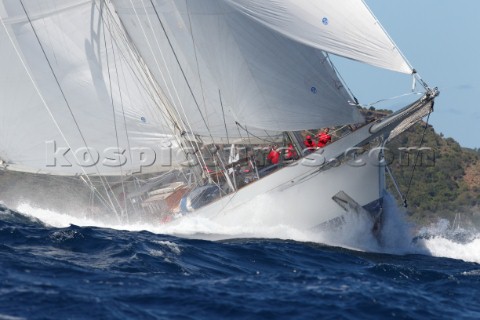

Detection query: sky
xmin=335 ymin=0 xmax=480 ymax=149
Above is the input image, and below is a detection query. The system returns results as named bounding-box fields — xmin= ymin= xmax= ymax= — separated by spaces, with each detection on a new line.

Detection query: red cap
xmin=306 ymin=135 xmax=311 ymax=139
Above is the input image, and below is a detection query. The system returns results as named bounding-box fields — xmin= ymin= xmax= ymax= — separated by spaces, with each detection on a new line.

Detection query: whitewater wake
xmin=9 ymin=194 xmax=480 ymax=264
xmin=415 ymin=219 xmax=480 ymax=264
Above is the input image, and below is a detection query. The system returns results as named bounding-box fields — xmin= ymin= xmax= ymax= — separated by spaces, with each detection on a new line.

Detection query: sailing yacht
xmin=0 ymin=0 xmax=438 ymax=234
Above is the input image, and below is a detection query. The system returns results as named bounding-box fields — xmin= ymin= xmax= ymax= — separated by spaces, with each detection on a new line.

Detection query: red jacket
xmin=285 ymin=145 xmax=297 ymax=160
xmin=317 ymin=132 xmax=331 ymax=148
xmin=267 ymin=149 xmax=280 ymax=164
xmin=304 ymin=139 xmax=315 ymax=149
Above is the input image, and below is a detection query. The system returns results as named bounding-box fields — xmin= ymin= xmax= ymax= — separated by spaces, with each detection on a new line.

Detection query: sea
xmin=0 ymin=194 xmax=479 ymax=320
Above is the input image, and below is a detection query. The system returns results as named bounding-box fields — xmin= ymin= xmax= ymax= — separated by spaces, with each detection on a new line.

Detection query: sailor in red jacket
xmin=285 ymin=143 xmax=297 ymax=160
xmin=303 ymin=135 xmax=316 ymax=150
xmin=267 ymin=145 xmax=280 ymax=164
xmin=317 ymin=128 xmax=332 ymax=148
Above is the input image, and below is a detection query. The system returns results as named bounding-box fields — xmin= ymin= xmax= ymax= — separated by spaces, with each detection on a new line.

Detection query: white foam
xmin=153 ymin=240 xmax=182 ymax=255
xmin=415 ymin=219 xmax=480 ymax=264
xmin=12 ymin=196 xmax=391 ymax=252
xmin=423 ymin=236 xmax=480 ymax=264
xmin=13 ymin=198 xmax=480 ymax=264
xmin=16 ymin=203 xmax=109 ymax=229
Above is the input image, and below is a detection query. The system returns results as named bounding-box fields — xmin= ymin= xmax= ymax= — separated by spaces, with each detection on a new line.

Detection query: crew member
xmin=285 ymin=143 xmax=297 ymax=160
xmin=267 ymin=145 xmax=280 ymax=165
xmin=317 ymin=128 xmax=332 ymax=148
xmin=304 ymin=135 xmax=316 ymax=150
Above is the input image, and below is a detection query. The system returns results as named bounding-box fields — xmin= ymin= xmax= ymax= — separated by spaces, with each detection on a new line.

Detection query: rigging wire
xmin=100 ymin=4 xmax=129 ymax=221
xmin=402 ymin=104 xmax=434 ymax=207
xmin=101 ymin=1 xmax=192 ymax=185
xmin=147 ymin=0 xmax=214 ymax=141
xmin=139 ymin=0 xmax=234 ymax=191
xmin=100 ymin=3 xmax=172 ymax=197
xmin=185 ymin=4 xmax=210 ymax=127
xmin=98 ymin=5 xmax=183 ymax=136
xmin=101 ymin=3 xmax=188 ymax=139
xmin=324 ymin=53 xmax=359 ymax=105
xmin=185 ymin=2 xmax=246 ymax=192
xmin=363 ymin=91 xmax=423 ymax=109
xmin=219 ymin=91 xmax=230 ymax=145
xmin=125 ymin=0 xmax=209 ymax=182
xmin=100 ymin=2 xmax=181 ymax=215
xmin=235 ymin=122 xmax=278 ymax=144
xmin=145 ymin=0 xmax=217 ymax=174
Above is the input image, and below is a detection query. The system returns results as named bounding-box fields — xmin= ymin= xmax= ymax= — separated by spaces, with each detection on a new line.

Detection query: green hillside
xmin=385 ymin=119 xmax=480 ymax=226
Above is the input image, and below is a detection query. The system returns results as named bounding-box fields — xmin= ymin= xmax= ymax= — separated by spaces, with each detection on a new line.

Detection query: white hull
xmin=178 ymin=124 xmax=385 ymax=232
xmin=174 ymin=92 xmax=437 ymax=234
xmin=187 ymin=151 xmax=384 ymax=232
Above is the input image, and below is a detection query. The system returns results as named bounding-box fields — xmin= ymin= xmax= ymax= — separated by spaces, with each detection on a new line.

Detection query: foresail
xmin=111 ymin=0 xmax=364 ymax=135
xmin=0 ymin=0 xmax=185 ymax=176
xmin=226 ymin=0 xmax=413 ymax=74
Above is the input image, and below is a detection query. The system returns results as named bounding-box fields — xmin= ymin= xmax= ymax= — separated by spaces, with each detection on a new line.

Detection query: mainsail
xmin=112 ymin=0 xmax=367 ymax=136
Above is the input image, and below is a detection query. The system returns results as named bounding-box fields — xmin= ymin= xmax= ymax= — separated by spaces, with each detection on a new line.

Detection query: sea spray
xmin=377 ymin=193 xmax=430 ymax=255
xmin=13 ymin=195 xmax=480 ymax=264
xmin=416 ymin=219 xmax=480 ymax=264
xmin=12 ymin=191 xmax=408 ymax=253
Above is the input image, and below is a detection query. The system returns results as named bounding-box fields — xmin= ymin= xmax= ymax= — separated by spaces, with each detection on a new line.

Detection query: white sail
xmin=0 ymin=0 xmax=185 ymax=176
xmin=225 ymin=0 xmax=413 ymax=74
xmin=111 ymin=0 xmax=364 ymax=135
